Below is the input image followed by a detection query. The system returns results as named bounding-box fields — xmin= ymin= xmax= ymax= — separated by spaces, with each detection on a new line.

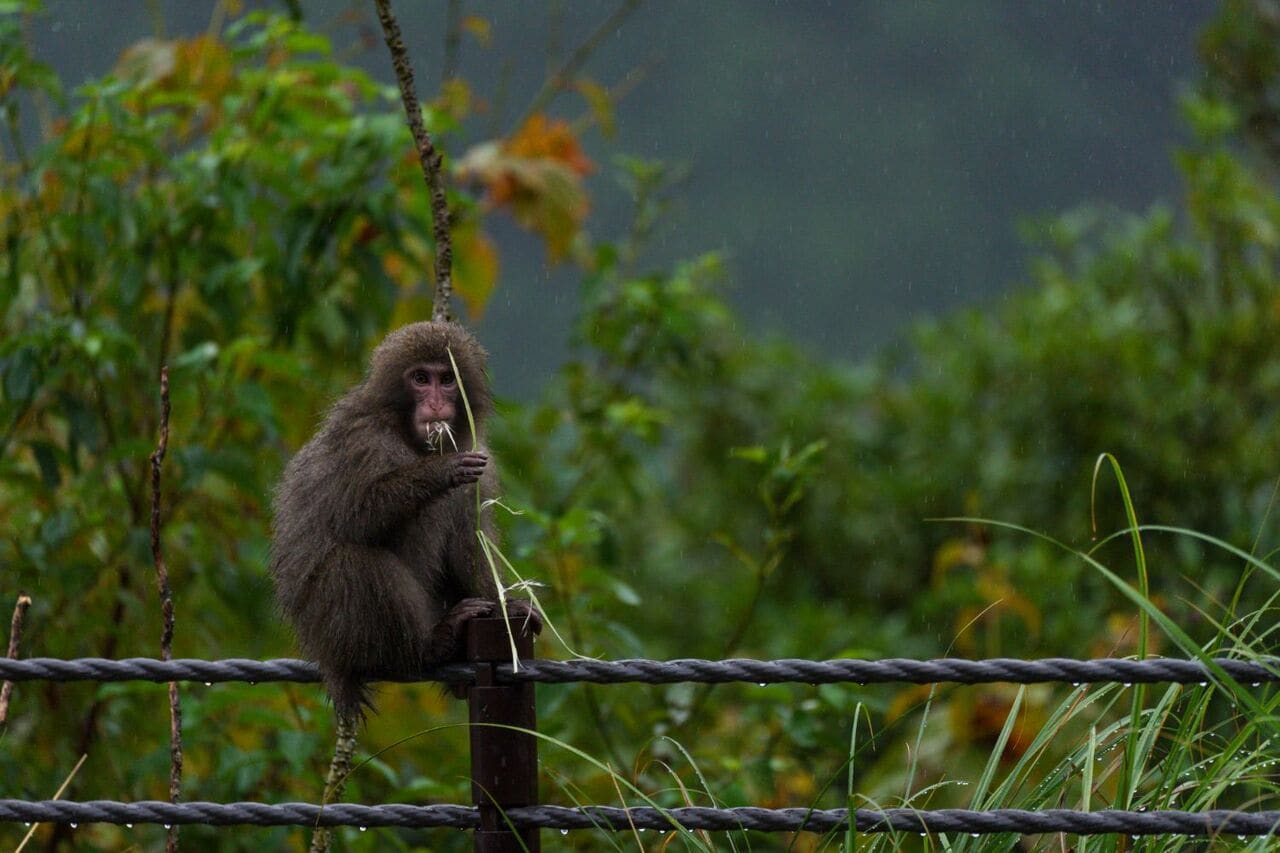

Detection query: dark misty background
xmin=30 ymin=1 xmax=1217 ymax=397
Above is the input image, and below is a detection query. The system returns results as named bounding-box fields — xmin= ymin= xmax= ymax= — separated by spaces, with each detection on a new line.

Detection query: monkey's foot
xmin=427 ymin=598 xmax=498 ymax=662
xmin=503 ymin=598 xmax=543 ymax=636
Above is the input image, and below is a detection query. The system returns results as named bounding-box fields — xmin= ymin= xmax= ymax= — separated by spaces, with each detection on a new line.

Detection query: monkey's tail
xmin=325 ymin=671 xmax=376 ymax=722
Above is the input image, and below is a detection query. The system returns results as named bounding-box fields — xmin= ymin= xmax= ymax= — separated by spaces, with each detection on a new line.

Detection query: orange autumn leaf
xmin=452 ymin=222 xmax=500 ymax=320
xmin=455 ymin=115 xmax=594 ymax=261
xmin=505 ymin=114 xmax=594 ymax=178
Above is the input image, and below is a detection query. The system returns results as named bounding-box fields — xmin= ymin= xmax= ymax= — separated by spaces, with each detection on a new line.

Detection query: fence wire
xmin=4 ymin=656 xmax=1278 ymax=839
xmin=1 ymin=801 xmax=1279 ymax=836
xmin=3 ymin=655 xmax=1278 ymax=685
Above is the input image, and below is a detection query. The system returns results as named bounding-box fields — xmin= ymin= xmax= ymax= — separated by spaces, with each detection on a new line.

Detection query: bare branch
xmin=309 ymin=713 xmax=359 ymax=853
xmin=149 ymin=366 xmax=183 ymax=853
xmin=517 ymin=0 xmax=643 ymax=128
xmin=373 ymin=0 xmax=454 ymax=322
xmin=0 ymin=593 xmax=32 ymax=726
xmin=441 ymin=0 xmax=462 ymax=84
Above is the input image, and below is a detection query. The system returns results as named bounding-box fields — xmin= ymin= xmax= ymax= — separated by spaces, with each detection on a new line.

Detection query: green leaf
xmin=29 ymin=440 xmax=61 ymax=489
xmin=2 ymin=347 xmax=39 ymax=402
xmin=173 ymin=341 xmax=220 ymax=369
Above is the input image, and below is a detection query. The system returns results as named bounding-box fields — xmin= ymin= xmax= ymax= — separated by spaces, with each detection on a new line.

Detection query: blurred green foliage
xmin=2 ymin=1 xmax=1280 ymax=850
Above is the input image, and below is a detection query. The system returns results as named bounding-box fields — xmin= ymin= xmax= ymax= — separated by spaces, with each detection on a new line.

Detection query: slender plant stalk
xmin=15 ymin=754 xmax=87 ymax=853
xmin=446 ymin=347 xmax=519 ymax=667
xmin=149 ymin=365 xmax=183 ymax=853
xmin=1091 ymin=453 xmax=1149 ymax=809
xmin=310 ymin=713 xmax=359 ymax=853
xmin=0 ymin=592 xmax=31 ymax=725
xmin=372 ymin=0 xmax=453 ymax=321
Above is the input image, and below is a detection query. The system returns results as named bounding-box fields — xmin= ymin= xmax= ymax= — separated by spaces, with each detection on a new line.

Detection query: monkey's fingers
xmin=448 ymin=453 xmax=489 ymax=486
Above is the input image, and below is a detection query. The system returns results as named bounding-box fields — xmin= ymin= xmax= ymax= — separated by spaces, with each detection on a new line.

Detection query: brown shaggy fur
xmin=269 ymin=321 xmax=500 ymax=719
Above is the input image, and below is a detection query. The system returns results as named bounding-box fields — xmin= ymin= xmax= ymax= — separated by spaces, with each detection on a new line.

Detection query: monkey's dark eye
xmin=411 ymin=370 xmax=430 ymax=386
xmin=441 ymin=372 xmax=456 ymax=387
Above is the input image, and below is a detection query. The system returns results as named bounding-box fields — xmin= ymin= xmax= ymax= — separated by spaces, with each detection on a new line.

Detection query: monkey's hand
xmin=444 ymin=451 xmax=488 ymax=487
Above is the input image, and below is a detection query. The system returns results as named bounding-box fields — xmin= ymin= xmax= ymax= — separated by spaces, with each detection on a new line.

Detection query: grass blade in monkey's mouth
xmin=421 ymin=420 xmax=456 ymax=451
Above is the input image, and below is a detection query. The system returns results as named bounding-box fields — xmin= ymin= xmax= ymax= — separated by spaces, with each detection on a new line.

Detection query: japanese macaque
xmin=270 ymin=321 xmax=536 ymax=719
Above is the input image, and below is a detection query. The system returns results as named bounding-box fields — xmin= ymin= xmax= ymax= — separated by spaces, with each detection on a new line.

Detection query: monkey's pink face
xmin=404 ymin=361 xmax=459 ymax=448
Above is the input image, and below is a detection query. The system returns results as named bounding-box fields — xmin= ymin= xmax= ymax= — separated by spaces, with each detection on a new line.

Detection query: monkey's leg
xmin=432 ymin=598 xmax=545 ymax=699
xmin=426 ymin=598 xmax=497 ymax=661
xmin=302 ymin=545 xmax=442 ymax=718
xmin=427 ymin=598 xmax=545 ymax=662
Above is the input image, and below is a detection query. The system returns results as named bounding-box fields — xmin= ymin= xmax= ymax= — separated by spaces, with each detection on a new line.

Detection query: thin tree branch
xmin=309 ymin=713 xmax=359 ymax=853
xmin=150 ymin=366 xmax=183 ymax=853
xmin=0 ymin=592 xmax=32 ymax=726
xmin=517 ymin=0 xmax=643 ymax=128
xmin=373 ymin=0 xmax=454 ymax=322
xmin=441 ymin=0 xmax=462 ymax=84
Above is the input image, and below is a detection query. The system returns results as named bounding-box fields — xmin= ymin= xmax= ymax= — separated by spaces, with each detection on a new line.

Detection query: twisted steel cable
xmin=1 ymin=802 xmax=1278 ymax=836
xmin=1 ymin=656 xmax=1277 ymax=685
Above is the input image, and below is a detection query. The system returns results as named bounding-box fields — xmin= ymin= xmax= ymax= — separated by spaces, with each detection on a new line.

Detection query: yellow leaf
xmin=381 ymin=251 xmax=409 ymax=286
xmin=436 ymin=78 xmax=472 ymax=120
xmin=575 ymin=77 xmax=615 ymax=138
xmin=461 ymin=15 xmax=492 ymax=46
xmin=453 ymin=222 xmax=500 ymax=320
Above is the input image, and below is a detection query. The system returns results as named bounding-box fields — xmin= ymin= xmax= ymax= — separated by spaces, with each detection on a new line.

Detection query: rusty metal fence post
xmin=467 ymin=616 xmax=540 ymax=852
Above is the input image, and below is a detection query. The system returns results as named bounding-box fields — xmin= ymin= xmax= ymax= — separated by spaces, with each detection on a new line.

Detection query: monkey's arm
xmin=333 ymin=450 xmax=488 ymax=544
